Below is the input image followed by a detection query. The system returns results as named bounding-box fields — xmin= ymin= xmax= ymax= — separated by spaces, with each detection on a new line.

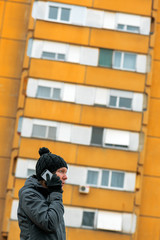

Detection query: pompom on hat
xmin=36 ymin=147 xmax=68 ymax=180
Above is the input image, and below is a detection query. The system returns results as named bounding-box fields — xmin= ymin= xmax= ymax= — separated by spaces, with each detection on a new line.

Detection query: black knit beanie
xmin=36 ymin=147 xmax=68 ymax=180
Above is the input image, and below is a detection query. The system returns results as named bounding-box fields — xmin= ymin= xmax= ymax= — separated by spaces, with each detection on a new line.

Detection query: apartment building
xmin=0 ymin=0 xmax=160 ymax=239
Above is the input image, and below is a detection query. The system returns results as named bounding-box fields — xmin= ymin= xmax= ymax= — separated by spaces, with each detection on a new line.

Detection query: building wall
xmin=1 ymin=0 xmax=160 ymax=240
xmin=0 ymin=0 xmax=31 ymax=239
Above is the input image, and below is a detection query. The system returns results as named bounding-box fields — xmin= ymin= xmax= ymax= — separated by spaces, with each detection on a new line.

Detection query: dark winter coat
xmin=17 ymin=175 xmax=66 ymax=240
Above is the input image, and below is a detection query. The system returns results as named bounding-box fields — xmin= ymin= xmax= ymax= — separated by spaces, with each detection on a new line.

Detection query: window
xmin=113 ymin=52 xmax=136 ymax=71
xmin=37 ymin=86 xmax=61 ymax=100
xmin=32 ymin=124 xmax=46 ymax=138
xmin=52 ymin=88 xmax=61 ymax=100
xmin=91 ymin=127 xmax=103 ymax=145
xmin=42 ymin=52 xmax=66 ymax=61
xmin=48 ymin=126 xmax=57 ymax=140
xmin=82 ymin=211 xmax=95 ymax=228
xmin=48 ymin=5 xmax=71 ymax=22
xmin=32 ymin=124 xmax=57 ymax=140
xmin=37 ymin=86 xmax=51 ymax=98
xmin=86 ymin=170 xmax=99 ymax=185
xmin=98 ymin=49 xmax=113 ymax=67
xmin=101 ymin=170 xmax=109 ymax=186
xmin=111 ymin=171 xmax=124 ymax=188
xmin=27 ymin=169 xmax=35 ymax=177
xmin=117 ymin=24 xmax=140 ymax=33
xmin=109 ymin=96 xmax=132 ymax=109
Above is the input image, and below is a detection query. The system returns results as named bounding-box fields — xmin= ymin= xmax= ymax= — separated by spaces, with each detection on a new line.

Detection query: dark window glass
xmin=127 ymin=25 xmax=139 ymax=33
xmin=48 ymin=127 xmax=57 ymax=140
xmin=111 ymin=172 xmax=124 ymax=188
xmin=61 ymin=8 xmax=70 ymax=21
xmin=82 ymin=212 xmax=95 ymax=227
xmin=42 ymin=52 xmax=56 ymax=60
xmin=98 ymin=49 xmax=113 ymax=67
xmin=57 ymin=53 xmax=65 ymax=61
xmin=119 ymin=97 xmax=132 ymax=109
xmin=117 ymin=24 xmax=125 ymax=30
xmin=101 ymin=170 xmax=109 ymax=186
xmin=109 ymin=96 xmax=117 ymax=107
xmin=32 ymin=125 xmax=46 ymax=138
xmin=87 ymin=170 xmax=99 ymax=185
xmin=91 ymin=127 xmax=103 ymax=145
xmin=49 ymin=6 xmax=58 ymax=20
xmin=52 ymin=88 xmax=61 ymax=100
xmin=37 ymin=86 xmax=51 ymax=98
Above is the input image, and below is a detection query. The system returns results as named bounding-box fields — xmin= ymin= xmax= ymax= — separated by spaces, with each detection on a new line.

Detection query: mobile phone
xmin=41 ymin=169 xmax=53 ymax=181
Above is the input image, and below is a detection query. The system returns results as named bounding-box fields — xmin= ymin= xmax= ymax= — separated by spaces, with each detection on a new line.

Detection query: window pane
xmin=49 ymin=6 xmax=58 ymax=20
xmin=52 ymin=88 xmax=61 ymax=100
xmin=127 ymin=25 xmax=139 ymax=33
xmin=109 ymin=96 xmax=117 ymax=107
xmin=61 ymin=8 xmax=70 ymax=21
xmin=119 ymin=97 xmax=132 ymax=109
xmin=91 ymin=127 xmax=103 ymax=145
xmin=27 ymin=169 xmax=35 ymax=177
xmin=117 ymin=24 xmax=125 ymax=30
xmin=123 ymin=53 xmax=136 ymax=70
xmin=32 ymin=125 xmax=46 ymax=138
xmin=48 ymin=126 xmax=57 ymax=140
xmin=42 ymin=52 xmax=56 ymax=60
xmin=57 ymin=53 xmax=65 ymax=61
xmin=87 ymin=170 xmax=99 ymax=185
xmin=111 ymin=172 xmax=124 ymax=188
xmin=98 ymin=49 xmax=113 ymax=67
xmin=37 ymin=86 xmax=51 ymax=98
xmin=101 ymin=170 xmax=109 ymax=186
xmin=113 ymin=52 xmax=122 ymax=68
xmin=82 ymin=212 xmax=95 ymax=227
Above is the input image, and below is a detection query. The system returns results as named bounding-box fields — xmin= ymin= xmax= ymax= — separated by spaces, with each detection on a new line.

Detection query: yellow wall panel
xmin=147 ymin=98 xmax=160 ymax=137
xmin=0 ymin=1 xmax=4 ymax=34
xmin=90 ymin=29 xmax=149 ymax=54
xmin=0 ymin=118 xmax=15 ymax=157
xmin=77 ymin=145 xmax=138 ymax=171
xmin=24 ymin=99 xmax=142 ymax=131
xmin=153 ymin=24 xmax=160 ymax=60
xmin=24 ymin=98 xmax=82 ymax=124
xmin=86 ymin=66 xmax=145 ymax=92
xmin=136 ymin=216 xmax=160 ymax=240
xmin=0 ymin=157 xmax=10 ymax=197
xmin=29 ymin=59 xmax=86 ymax=84
xmin=0 ymin=199 xmax=5 ymax=237
xmin=19 ymin=139 xmax=78 ymax=165
xmin=67 ymin=228 xmax=131 ymax=240
xmin=1 ymin=1 xmax=30 ymax=40
xmin=150 ymin=61 xmax=160 ymax=98
xmin=93 ymin=0 xmax=152 ymax=16
xmin=34 ymin=21 xmax=90 ymax=45
xmin=0 ymin=39 xmax=25 ymax=78
xmin=71 ymin=186 xmax=134 ymax=212
xmin=8 ymin=221 xmax=20 ymax=240
xmin=0 ymin=78 xmax=19 ymax=117
xmin=48 ymin=0 xmax=92 ymax=7
xmin=144 ymin=137 xmax=160 ymax=176
xmin=81 ymin=106 xmax=142 ymax=131
xmin=140 ymin=176 xmax=160 ymax=217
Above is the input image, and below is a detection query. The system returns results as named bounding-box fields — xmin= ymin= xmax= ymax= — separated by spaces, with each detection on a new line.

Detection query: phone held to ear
xmin=41 ymin=169 xmax=53 ymax=181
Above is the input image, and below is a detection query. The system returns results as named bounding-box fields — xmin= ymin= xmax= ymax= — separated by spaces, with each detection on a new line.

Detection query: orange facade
xmin=0 ymin=0 xmax=160 ymax=240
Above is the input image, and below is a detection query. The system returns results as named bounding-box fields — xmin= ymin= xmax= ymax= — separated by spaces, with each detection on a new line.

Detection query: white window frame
xmin=31 ymin=120 xmax=59 ymax=140
xmin=108 ymin=89 xmax=133 ymax=110
xmin=81 ymin=209 xmax=98 ymax=229
xmin=116 ymin=24 xmax=140 ymax=33
xmin=47 ymin=2 xmax=71 ymax=23
xmin=113 ymin=51 xmax=137 ymax=71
